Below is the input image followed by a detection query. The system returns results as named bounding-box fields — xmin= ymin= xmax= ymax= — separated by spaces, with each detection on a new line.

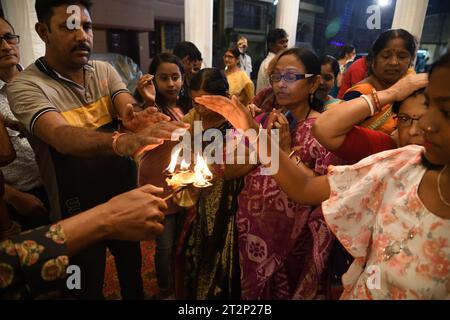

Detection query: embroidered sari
xmin=237 ymin=118 xmax=341 ymax=300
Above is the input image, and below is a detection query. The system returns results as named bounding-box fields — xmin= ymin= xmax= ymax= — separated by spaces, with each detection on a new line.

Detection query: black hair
xmin=148 ymin=53 xmax=191 ymax=116
xmin=35 ymin=0 xmax=92 ymax=28
xmin=320 ymin=55 xmax=340 ymax=78
xmin=339 ymin=45 xmax=355 ymax=60
xmin=271 ymin=47 xmax=324 ymax=112
xmin=267 ymin=28 xmax=288 ymax=48
xmin=429 ymin=50 xmax=450 ymax=77
xmin=392 ymin=88 xmax=426 ymax=114
xmin=0 ymin=17 xmax=15 ymax=33
xmin=173 ymin=41 xmax=202 ymax=62
xmin=190 ymin=68 xmax=229 ymax=97
xmin=225 ymin=47 xmax=240 ymax=59
xmin=369 ymin=29 xmax=417 ymax=74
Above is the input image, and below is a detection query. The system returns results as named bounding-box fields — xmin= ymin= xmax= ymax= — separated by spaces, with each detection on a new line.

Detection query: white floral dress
xmin=322 ymin=145 xmax=450 ymax=299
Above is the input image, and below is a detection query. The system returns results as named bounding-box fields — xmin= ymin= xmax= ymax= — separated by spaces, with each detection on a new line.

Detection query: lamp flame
xmin=193 ymin=153 xmax=213 ymax=187
xmin=167 ymin=146 xmax=182 ymax=174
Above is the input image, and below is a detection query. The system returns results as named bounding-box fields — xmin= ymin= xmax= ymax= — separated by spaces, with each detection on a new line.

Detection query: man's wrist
xmin=112 ymin=131 xmax=129 ymax=157
xmin=85 ymin=202 xmax=113 ymax=242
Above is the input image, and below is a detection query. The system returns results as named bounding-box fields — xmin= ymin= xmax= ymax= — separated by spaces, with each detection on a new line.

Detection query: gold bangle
xmin=371 ymin=88 xmax=381 ymax=112
xmin=112 ymin=131 xmax=127 ymax=157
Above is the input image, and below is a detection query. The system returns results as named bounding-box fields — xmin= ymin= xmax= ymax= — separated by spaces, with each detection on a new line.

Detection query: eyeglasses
xmin=269 ymin=72 xmax=315 ymax=83
xmin=394 ymin=114 xmax=421 ymax=127
xmin=0 ymin=34 xmax=20 ymax=45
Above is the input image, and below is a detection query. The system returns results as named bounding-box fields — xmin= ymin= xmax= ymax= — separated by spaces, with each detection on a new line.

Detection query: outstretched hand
xmin=195 ymin=95 xmax=257 ymax=131
xmin=121 ymin=104 xmax=171 ymax=133
xmin=117 ymin=120 xmax=190 ymax=158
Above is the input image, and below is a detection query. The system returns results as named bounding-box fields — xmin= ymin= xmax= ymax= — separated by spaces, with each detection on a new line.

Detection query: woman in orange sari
xmin=343 ymin=29 xmax=417 ymax=135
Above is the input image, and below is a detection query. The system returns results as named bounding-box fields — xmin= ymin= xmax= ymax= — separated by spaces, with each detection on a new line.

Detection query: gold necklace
xmin=437 ymin=165 xmax=450 ymax=207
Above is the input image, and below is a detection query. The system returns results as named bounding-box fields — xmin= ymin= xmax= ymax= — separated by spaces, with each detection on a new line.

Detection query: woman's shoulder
xmin=330 ymin=144 xmax=425 ymax=178
xmin=345 ymin=80 xmax=373 ymax=95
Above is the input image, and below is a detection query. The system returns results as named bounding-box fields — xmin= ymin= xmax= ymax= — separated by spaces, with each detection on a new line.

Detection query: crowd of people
xmin=0 ymin=0 xmax=449 ymax=300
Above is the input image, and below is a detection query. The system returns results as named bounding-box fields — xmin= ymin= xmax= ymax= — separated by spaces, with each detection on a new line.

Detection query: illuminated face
xmin=154 ymin=62 xmax=183 ymax=101
xmin=419 ymin=66 xmax=450 ymax=166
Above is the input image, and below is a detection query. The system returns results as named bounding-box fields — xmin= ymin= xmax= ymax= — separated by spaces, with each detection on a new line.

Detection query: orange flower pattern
xmin=323 ymin=145 xmax=450 ymax=300
xmin=15 ymin=241 xmax=44 ymax=267
xmin=41 ymin=256 xmax=69 ymax=281
xmin=0 ymin=224 xmax=68 ymax=298
xmin=0 ymin=240 xmax=17 ymax=256
xmin=0 ymin=263 xmax=14 ymax=289
xmin=45 ymin=224 xmax=66 ymax=244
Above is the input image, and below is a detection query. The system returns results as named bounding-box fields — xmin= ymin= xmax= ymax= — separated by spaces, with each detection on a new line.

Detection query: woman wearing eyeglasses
xmin=222 ymin=47 xmax=342 ymax=299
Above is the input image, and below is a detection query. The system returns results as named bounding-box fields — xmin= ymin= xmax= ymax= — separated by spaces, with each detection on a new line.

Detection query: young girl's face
xmin=155 ymin=62 xmax=183 ymax=102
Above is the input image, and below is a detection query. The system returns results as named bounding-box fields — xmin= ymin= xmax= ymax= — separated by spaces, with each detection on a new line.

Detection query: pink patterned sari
xmin=237 ymin=117 xmax=341 ymax=299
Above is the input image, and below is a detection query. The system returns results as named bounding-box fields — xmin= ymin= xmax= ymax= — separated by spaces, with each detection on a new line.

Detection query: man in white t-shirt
xmin=256 ymin=28 xmax=289 ymax=94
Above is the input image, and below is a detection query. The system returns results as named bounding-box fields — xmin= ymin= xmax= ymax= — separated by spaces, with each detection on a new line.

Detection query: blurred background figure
xmin=256 ymin=28 xmax=288 ymax=94
xmin=224 ymin=47 xmax=254 ymax=106
xmin=237 ymin=36 xmax=252 ymax=78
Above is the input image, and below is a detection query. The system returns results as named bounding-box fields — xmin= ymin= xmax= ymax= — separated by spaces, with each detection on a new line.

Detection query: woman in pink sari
xmin=228 ymin=48 xmax=341 ymax=299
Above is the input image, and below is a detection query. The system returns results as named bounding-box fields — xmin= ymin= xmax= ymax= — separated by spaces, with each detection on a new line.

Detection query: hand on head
xmin=389 ymin=73 xmax=429 ymax=102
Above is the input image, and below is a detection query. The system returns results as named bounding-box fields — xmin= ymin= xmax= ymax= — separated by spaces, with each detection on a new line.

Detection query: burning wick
xmin=193 ymin=153 xmax=212 ymax=187
xmin=165 ymin=148 xmax=213 ymax=191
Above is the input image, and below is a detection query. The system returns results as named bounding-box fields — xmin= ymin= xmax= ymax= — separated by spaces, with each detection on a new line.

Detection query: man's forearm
xmin=55 ymin=125 xmax=115 ymax=157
